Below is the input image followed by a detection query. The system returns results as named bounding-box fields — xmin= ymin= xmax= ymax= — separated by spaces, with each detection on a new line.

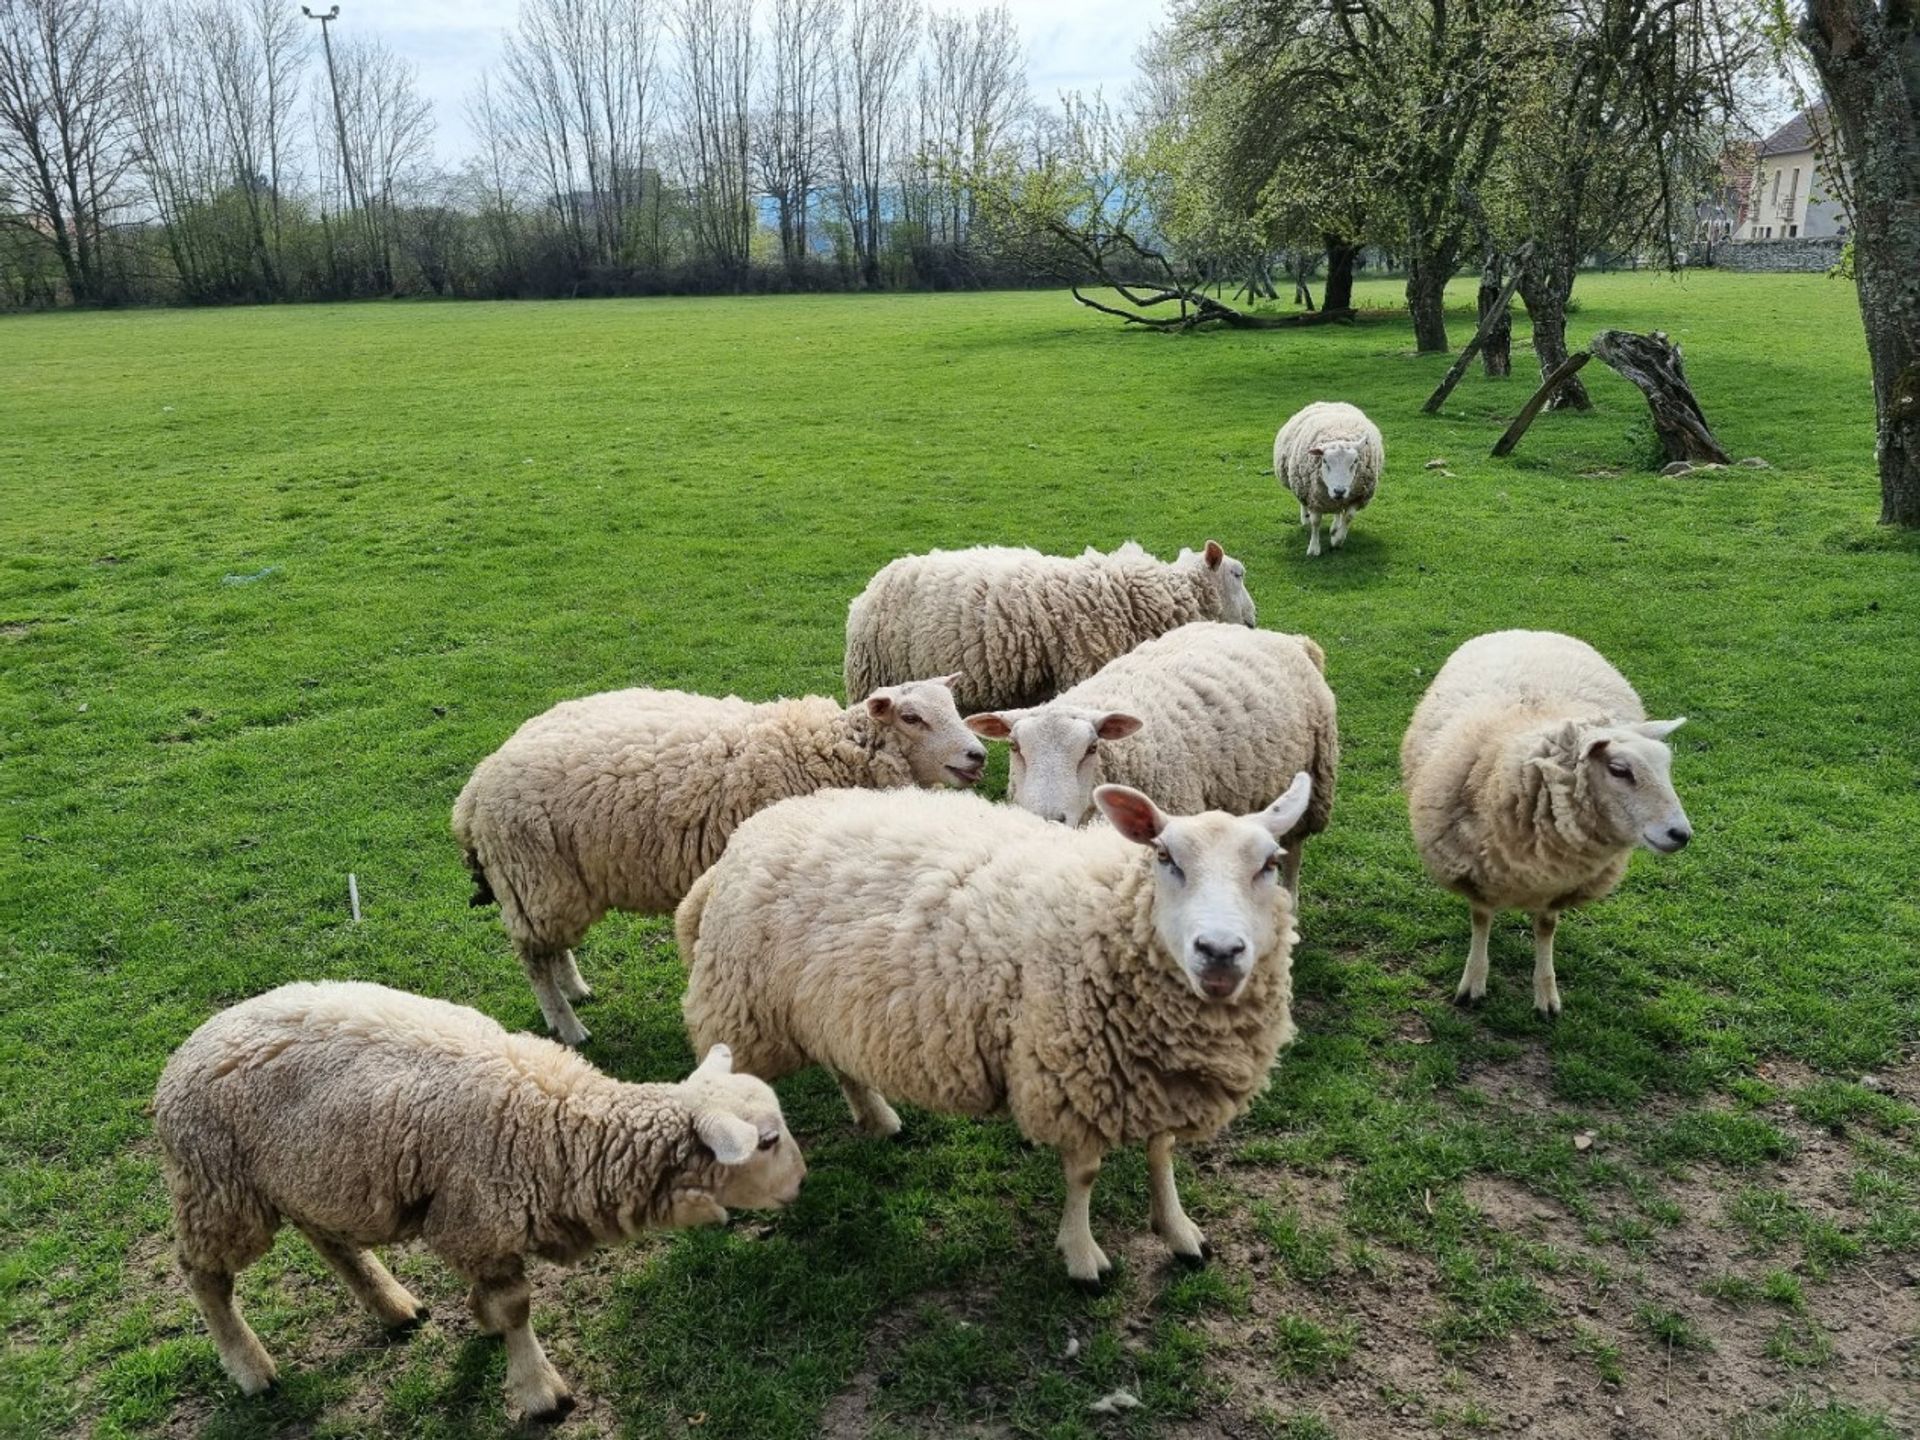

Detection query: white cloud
xmin=323 ymin=0 xmax=1159 ymax=159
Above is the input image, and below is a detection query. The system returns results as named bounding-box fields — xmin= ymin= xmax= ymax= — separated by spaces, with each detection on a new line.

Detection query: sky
xmin=342 ymin=0 xmax=1166 ymax=160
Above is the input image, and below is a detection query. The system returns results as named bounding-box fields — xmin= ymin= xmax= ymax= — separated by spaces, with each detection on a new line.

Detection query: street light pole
xmin=302 ymin=7 xmax=362 ymax=226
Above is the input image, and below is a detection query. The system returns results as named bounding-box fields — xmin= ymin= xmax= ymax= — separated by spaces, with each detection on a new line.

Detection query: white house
xmin=1738 ymin=107 xmax=1848 ymax=241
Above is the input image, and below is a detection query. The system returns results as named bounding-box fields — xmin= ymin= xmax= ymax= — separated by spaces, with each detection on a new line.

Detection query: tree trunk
xmin=1590 ymin=330 xmax=1732 ymax=465
xmin=1478 ymin=250 xmax=1511 ymax=377
xmin=1801 ymin=0 xmax=1920 ymax=525
xmin=1323 ymin=235 xmax=1357 ymax=312
xmin=1405 ymin=249 xmax=1451 ymax=353
xmin=1518 ymin=247 xmax=1592 ymax=411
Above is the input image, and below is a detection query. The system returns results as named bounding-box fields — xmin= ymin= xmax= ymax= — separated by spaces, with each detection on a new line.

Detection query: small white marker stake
xmin=348 ymin=873 xmax=362 ymax=923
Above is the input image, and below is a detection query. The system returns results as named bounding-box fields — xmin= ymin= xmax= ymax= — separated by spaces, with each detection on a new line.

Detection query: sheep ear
xmin=1203 ymin=539 xmax=1225 ymax=568
xmin=695 ymin=1110 xmax=758 ymax=1166
xmin=934 ymin=672 xmax=963 ymax=689
xmin=1634 ymin=717 xmax=1687 ymax=741
xmin=1252 ymin=772 xmax=1312 ymax=837
xmin=865 ymin=692 xmax=894 ymax=719
xmin=966 ymin=712 xmax=1016 ymax=739
xmin=1094 ymin=784 xmax=1166 ymax=844
xmin=1094 ymin=712 xmax=1143 ymax=740
xmin=1307 ymin=444 xmax=1325 ymax=458
xmin=1583 ymin=735 xmax=1612 ymax=761
xmin=690 ymin=1043 xmax=733 ymax=1081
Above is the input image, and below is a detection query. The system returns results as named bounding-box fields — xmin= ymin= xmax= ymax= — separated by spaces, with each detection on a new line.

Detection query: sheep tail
xmin=674 ymin=867 xmax=715 ymax=964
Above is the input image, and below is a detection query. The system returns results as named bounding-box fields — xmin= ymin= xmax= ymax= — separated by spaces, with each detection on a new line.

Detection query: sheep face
xmin=1306 ymin=440 xmax=1365 ymax=503
xmin=678 ymin=1045 xmax=807 ymax=1216
xmin=1094 ymin=774 xmax=1313 ymax=1003
xmin=1578 ymin=719 xmax=1693 ymax=853
xmin=866 ymin=675 xmax=987 ymax=787
xmin=965 ymin=707 xmax=1142 ymax=826
xmin=1179 ymin=540 xmax=1256 ymax=627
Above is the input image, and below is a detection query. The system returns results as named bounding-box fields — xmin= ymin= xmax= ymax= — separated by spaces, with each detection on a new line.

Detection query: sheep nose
xmin=1666 ymin=825 xmax=1692 ymax=850
xmin=1049 ymin=811 xmax=1069 ymax=824
xmin=1194 ymin=934 xmax=1247 ymax=965
xmin=966 ymin=745 xmax=987 ymax=765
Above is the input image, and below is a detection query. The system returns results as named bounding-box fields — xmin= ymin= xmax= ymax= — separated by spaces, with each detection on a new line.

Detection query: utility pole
xmin=303 ymin=7 xmax=362 ymax=226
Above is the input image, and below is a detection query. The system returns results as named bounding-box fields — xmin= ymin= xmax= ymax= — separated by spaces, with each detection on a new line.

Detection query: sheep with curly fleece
xmin=1401 ymin=630 xmax=1693 ymax=1017
xmin=1273 ymin=401 xmax=1385 ymax=556
xmin=844 ymin=539 xmax=1257 ymax=714
xmin=455 ymin=675 xmax=986 ymax=1045
xmin=677 ymin=775 xmax=1313 ymax=1284
xmin=965 ymin=623 xmax=1338 ymax=898
xmin=154 ymin=981 xmax=803 ymax=1420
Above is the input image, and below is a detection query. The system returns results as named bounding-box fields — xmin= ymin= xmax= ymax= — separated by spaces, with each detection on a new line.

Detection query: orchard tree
xmin=1799 ymin=0 xmax=1920 ymax=526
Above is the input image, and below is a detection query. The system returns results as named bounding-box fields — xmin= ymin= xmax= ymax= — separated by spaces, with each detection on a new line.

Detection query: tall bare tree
xmin=0 ymin=0 xmax=133 ymax=303
xmin=1800 ymin=0 xmax=1920 ymax=526
xmin=905 ymin=3 xmax=1023 ymax=255
xmin=755 ymin=0 xmax=835 ymax=271
xmin=315 ymin=33 xmax=432 ymax=290
xmin=830 ymin=0 xmax=915 ymax=286
xmin=674 ymin=0 xmax=755 ymax=281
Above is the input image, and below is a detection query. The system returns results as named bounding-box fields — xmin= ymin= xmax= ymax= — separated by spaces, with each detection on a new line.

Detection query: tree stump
xmin=1589 ymin=330 xmax=1731 ymax=464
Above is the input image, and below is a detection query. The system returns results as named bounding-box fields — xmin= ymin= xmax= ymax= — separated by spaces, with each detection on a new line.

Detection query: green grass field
xmin=3 ymin=272 xmax=1917 ymax=1440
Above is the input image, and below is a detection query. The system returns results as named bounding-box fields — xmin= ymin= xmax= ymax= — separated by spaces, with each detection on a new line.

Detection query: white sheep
xmin=965 ymin=623 xmax=1338 ymax=898
xmin=153 ymin=981 xmax=803 ymax=1420
xmin=454 ymin=675 xmax=986 ymax=1045
xmin=1401 ymin=630 xmax=1693 ymax=1017
xmin=677 ymin=775 xmax=1313 ymax=1285
xmin=1273 ymin=401 xmax=1385 ymax=556
xmin=843 ymin=540 xmax=1258 ymax=714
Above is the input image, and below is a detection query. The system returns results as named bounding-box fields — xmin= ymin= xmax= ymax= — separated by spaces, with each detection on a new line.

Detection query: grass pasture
xmin=3 ymin=271 xmax=1918 ymax=1439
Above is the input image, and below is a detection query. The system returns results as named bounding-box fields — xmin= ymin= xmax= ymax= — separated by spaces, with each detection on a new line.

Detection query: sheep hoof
xmin=1534 ymin=1004 xmax=1561 ymax=1023
xmin=1452 ymin=989 xmax=1484 ymax=1009
xmin=1072 ymin=1274 xmax=1108 ymax=1297
xmin=527 ymin=1393 xmax=576 ymax=1425
xmin=1174 ymin=1248 xmax=1210 ymax=1272
xmin=388 ymin=1307 xmax=429 ymax=1334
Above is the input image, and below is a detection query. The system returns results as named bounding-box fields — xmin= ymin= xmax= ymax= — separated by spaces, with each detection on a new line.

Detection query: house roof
xmin=1757 ymin=106 xmax=1827 ymax=158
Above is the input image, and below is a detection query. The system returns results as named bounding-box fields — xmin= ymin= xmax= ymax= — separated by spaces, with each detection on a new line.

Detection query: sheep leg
xmin=518 ymin=943 xmax=589 ymax=1046
xmin=1331 ymin=509 xmax=1353 ymax=547
xmin=1305 ymin=512 xmax=1323 ymax=557
xmin=1454 ymin=904 xmax=1495 ymax=1005
xmin=1147 ymin=1133 xmax=1210 ymax=1267
xmin=1531 ymin=911 xmax=1562 ymax=1019
xmin=556 ymin=949 xmax=592 ymax=1002
xmin=1297 ymin=499 xmax=1309 ymax=527
xmin=832 ymin=1069 xmax=902 ymax=1138
xmin=1281 ymin=841 xmax=1304 ymax=904
xmin=1056 ymin=1144 xmax=1112 ymax=1286
xmin=184 ymin=1265 xmax=279 ymax=1396
xmin=302 ymin=1230 xmax=426 ymax=1329
xmin=468 ymin=1259 xmax=572 ymax=1422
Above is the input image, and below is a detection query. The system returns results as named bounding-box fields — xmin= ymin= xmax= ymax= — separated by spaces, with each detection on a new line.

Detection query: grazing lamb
xmin=154 ymin=982 xmax=803 ymax=1420
xmin=843 ymin=540 xmax=1258 ymax=714
xmin=1401 ymin=630 xmax=1693 ymax=1017
xmin=454 ymin=675 xmax=986 ymax=1045
xmin=1273 ymin=401 xmax=1385 ymax=556
xmin=677 ymin=775 xmax=1314 ymax=1284
xmin=965 ymin=623 xmax=1338 ymax=898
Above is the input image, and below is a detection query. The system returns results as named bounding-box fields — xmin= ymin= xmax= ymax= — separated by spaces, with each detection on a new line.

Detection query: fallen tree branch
xmin=1492 ymin=351 xmax=1594 ymax=456
xmin=1425 ymin=240 xmax=1533 ymax=412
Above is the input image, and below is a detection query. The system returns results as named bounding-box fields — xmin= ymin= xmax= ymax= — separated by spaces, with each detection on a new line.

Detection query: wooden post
xmin=1423 ymin=241 xmax=1533 ymax=413
xmin=1491 ymin=352 xmax=1594 ymax=457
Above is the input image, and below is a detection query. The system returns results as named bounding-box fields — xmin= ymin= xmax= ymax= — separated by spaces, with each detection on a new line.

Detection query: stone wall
xmin=1709 ymin=237 xmax=1845 ymax=273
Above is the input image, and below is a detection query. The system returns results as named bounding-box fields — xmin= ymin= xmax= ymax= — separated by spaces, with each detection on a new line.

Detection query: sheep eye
xmin=1607 ymin=761 xmax=1635 ymax=783
xmin=1258 ymin=852 xmax=1281 ymax=878
xmin=1156 ymin=847 xmax=1183 ymax=879
xmin=901 ymin=711 xmax=925 ymax=727
xmin=1084 ymin=742 xmax=1099 ymax=759
xmin=1008 ymin=741 xmax=1021 ymax=758
xmin=757 ymin=1134 xmax=779 ymax=1152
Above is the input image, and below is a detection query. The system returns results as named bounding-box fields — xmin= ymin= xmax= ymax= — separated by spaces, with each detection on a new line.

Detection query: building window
xmin=1787 ymin=224 xmax=1798 ymax=237
xmin=1771 ymin=169 xmax=1782 ymax=203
